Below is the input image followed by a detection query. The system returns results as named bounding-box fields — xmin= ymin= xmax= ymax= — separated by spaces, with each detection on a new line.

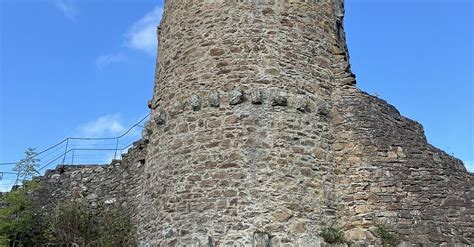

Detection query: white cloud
xmin=125 ymin=6 xmax=163 ymax=55
xmin=78 ymin=113 xmax=126 ymax=138
xmin=95 ymin=53 xmax=127 ymax=69
xmin=54 ymin=0 xmax=78 ymax=21
xmin=463 ymin=160 xmax=474 ymax=173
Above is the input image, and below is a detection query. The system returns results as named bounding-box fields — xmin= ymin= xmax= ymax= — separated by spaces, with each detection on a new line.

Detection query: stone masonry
xmin=23 ymin=0 xmax=473 ymax=246
xmin=31 ymin=139 xmax=147 ymax=226
xmin=139 ymin=0 xmax=473 ymax=246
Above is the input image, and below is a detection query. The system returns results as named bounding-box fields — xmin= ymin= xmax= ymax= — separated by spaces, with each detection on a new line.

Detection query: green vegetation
xmin=45 ymin=201 xmax=136 ymax=246
xmin=321 ymin=226 xmax=346 ymax=244
xmin=1 ymin=191 xmax=135 ymax=246
xmin=1 ymin=148 xmax=135 ymax=246
xmin=0 ymin=180 xmax=44 ymax=246
xmin=376 ymin=226 xmax=399 ymax=246
xmin=13 ymin=148 xmax=40 ymax=184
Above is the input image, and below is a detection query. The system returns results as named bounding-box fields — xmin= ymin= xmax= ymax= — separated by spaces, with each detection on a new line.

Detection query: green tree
xmin=14 ymin=148 xmax=40 ymax=185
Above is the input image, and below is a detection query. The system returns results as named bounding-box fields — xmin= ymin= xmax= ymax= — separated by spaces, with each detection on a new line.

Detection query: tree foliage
xmin=13 ymin=148 xmax=40 ymax=185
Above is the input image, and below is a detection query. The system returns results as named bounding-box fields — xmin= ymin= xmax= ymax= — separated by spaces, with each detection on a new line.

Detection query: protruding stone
xmin=271 ymin=91 xmax=288 ymax=106
xmin=317 ymin=100 xmax=329 ymax=116
xmin=154 ymin=108 xmax=167 ymax=125
xmin=209 ymin=91 xmax=220 ymax=107
xmin=170 ymin=101 xmax=184 ymax=116
xmin=254 ymin=232 xmax=270 ymax=247
xmin=190 ymin=95 xmax=201 ymax=111
xmin=147 ymin=97 xmax=161 ymax=110
xmin=249 ymin=87 xmax=262 ymax=104
xmin=229 ymin=89 xmax=244 ymax=105
xmin=295 ymin=95 xmax=308 ymax=112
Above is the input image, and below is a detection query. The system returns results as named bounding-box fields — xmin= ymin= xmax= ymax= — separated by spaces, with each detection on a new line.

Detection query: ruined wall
xmin=32 ymin=139 xmax=147 ymax=225
xmin=139 ymin=0 xmax=473 ymax=246
xmin=20 ymin=0 xmax=473 ymax=246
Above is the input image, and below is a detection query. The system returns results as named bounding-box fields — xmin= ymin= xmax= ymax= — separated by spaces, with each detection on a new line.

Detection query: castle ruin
xmin=33 ymin=0 xmax=473 ymax=246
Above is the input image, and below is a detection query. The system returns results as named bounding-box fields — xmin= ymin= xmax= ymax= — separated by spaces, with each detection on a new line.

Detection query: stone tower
xmin=140 ymin=0 xmax=473 ymax=245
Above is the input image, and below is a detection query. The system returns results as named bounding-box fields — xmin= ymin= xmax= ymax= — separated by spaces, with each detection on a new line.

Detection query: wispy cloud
xmin=77 ymin=113 xmax=126 ymax=138
xmin=72 ymin=114 xmax=144 ymax=165
xmin=54 ymin=0 xmax=78 ymax=21
xmin=125 ymin=6 xmax=163 ymax=55
xmin=95 ymin=53 xmax=127 ymax=69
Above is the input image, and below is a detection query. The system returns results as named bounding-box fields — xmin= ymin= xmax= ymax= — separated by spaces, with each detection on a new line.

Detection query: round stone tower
xmin=139 ymin=0 xmax=473 ymax=246
xmin=140 ymin=0 xmax=351 ymax=245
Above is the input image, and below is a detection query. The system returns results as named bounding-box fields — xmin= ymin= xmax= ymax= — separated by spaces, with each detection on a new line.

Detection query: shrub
xmin=44 ymin=201 xmax=136 ymax=246
xmin=0 ymin=180 xmax=44 ymax=246
xmin=377 ymin=226 xmax=399 ymax=246
xmin=321 ymin=227 xmax=345 ymax=244
xmin=44 ymin=200 xmax=98 ymax=245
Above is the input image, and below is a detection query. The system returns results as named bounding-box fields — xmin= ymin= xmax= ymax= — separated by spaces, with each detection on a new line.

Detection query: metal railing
xmin=0 ymin=113 xmax=150 ymax=192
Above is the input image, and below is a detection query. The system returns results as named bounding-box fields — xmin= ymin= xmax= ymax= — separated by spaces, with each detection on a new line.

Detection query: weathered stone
xmin=210 ymin=48 xmax=225 ymax=57
xmin=229 ymin=89 xmax=244 ymax=105
xmin=317 ymin=100 xmax=329 ymax=116
xmin=249 ymin=87 xmax=262 ymax=104
xmin=190 ymin=95 xmax=201 ymax=111
xmin=209 ymin=91 xmax=220 ymax=107
xmin=271 ymin=91 xmax=288 ymax=106
xmin=254 ymin=232 xmax=270 ymax=247
xmin=21 ymin=1 xmax=473 ymax=246
xmin=170 ymin=101 xmax=184 ymax=116
xmin=272 ymin=210 xmax=293 ymax=222
xmin=154 ymin=108 xmax=167 ymax=125
xmin=295 ymin=95 xmax=308 ymax=112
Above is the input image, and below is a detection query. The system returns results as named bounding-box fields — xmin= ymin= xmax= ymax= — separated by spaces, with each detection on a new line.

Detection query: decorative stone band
xmin=150 ymin=88 xmax=330 ymax=128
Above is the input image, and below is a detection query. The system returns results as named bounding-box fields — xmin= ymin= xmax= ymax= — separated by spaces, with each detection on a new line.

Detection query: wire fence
xmin=0 ymin=114 xmax=150 ymax=192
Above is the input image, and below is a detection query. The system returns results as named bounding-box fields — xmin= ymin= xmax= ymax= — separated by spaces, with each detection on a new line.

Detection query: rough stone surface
xmin=141 ymin=0 xmax=473 ymax=246
xmin=249 ymin=87 xmax=263 ymax=105
xmin=229 ymin=88 xmax=244 ymax=105
xmin=22 ymin=0 xmax=473 ymax=246
xmin=209 ymin=91 xmax=220 ymax=107
xmin=30 ymin=139 xmax=147 ymax=226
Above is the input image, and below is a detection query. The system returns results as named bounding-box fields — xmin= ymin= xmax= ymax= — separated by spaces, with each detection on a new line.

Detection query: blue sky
xmin=0 ymin=0 xmax=472 ymax=189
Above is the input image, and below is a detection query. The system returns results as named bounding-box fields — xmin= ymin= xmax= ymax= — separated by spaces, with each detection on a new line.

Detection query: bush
xmin=377 ymin=226 xmax=399 ymax=246
xmin=321 ymin=227 xmax=346 ymax=244
xmin=0 ymin=181 xmax=44 ymax=246
xmin=44 ymin=201 xmax=136 ymax=246
xmin=97 ymin=208 xmax=136 ymax=246
xmin=44 ymin=200 xmax=98 ymax=245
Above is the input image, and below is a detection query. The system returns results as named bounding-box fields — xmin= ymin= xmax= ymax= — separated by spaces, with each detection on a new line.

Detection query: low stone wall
xmin=30 ymin=138 xmax=147 ymax=225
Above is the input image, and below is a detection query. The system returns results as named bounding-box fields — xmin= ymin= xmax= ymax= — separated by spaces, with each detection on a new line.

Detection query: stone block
xmin=229 ymin=89 xmax=244 ymax=105
xmin=190 ymin=95 xmax=201 ymax=111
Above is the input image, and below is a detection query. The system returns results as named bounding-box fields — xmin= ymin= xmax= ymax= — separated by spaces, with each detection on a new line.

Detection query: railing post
xmin=61 ymin=139 xmax=69 ymax=165
xmin=71 ymin=149 xmax=75 ymax=165
xmin=113 ymin=138 xmax=119 ymax=159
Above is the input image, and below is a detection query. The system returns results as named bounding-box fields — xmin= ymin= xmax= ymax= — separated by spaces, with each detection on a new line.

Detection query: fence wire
xmin=0 ymin=113 xmax=150 ymax=192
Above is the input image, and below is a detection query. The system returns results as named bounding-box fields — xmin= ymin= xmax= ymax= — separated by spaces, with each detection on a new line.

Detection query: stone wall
xmin=139 ymin=0 xmax=473 ymax=246
xmin=19 ymin=0 xmax=473 ymax=246
xmin=31 ymin=138 xmax=147 ymax=225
